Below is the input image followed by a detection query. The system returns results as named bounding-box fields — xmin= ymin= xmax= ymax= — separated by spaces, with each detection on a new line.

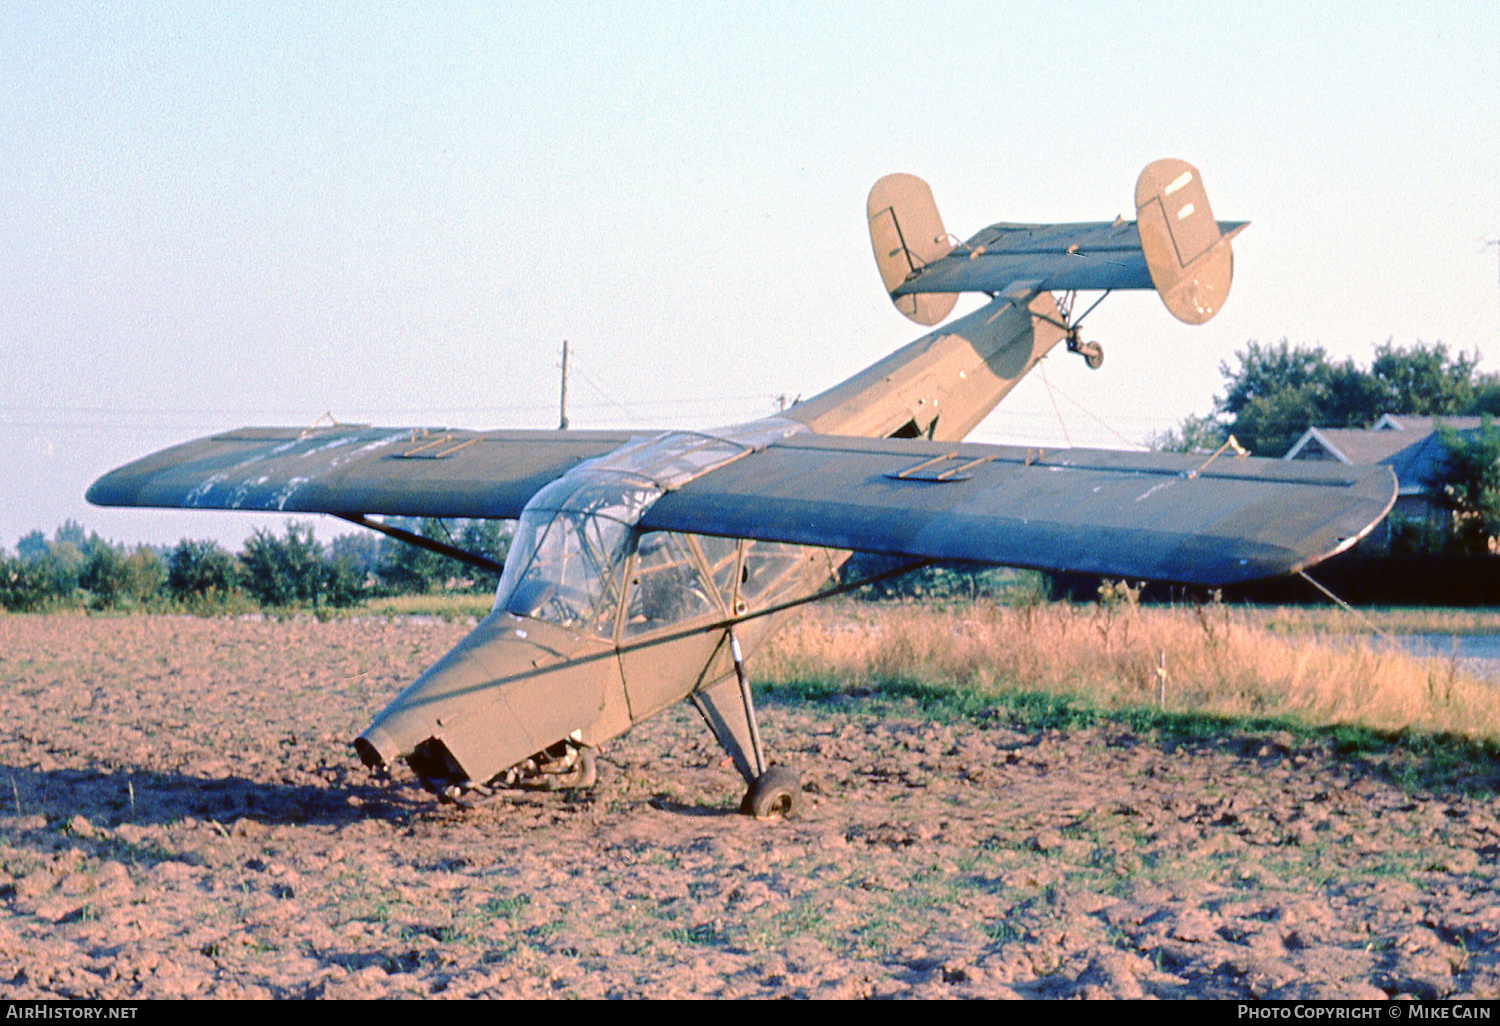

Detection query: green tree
xmin=1229 ymin=385 xmax=1327 ymax=458
xmin=15 ymin=530 xmax=47 ymax=562
xmin=80 ymin=543 xmax=131 ymax=608
xmin=167 ymin=539 xmax=240 ymax=602
xmin=321 ymin=556 xmax=366 ymax=607
xmin=121 ymin=545 xmax=167 ymax=606
xmin=328 ymin=532 xmax=381 ymax=577
xmin=1436 ymin=417 xmax=1500 ymax=554
xmin=0 ymin=551 xmax=49 ymax=611
xmin=1149 ymin=412 xmax=1227 ymax=453
xmin=458 ymin=519 xmax=512 ymax=592
xmin=1217 ymin=339 xmax=1332 ymax=420
xmin=1371 ymin=341 xmax=1478 ymax=415
xmin=53 ymin=519 xmax=87 ymax=550
xmin=377 ymin=519 xmax=447 ymax=594
xmin=376 ymin=518 xmax=496 ymax=594
xmin=1163 ymin=339 xmax=1500 ymax=457
xmin=240 ymin=522 xmax=328 ymax=607
xmin=33 ymin=541 xmax=84 ymax=601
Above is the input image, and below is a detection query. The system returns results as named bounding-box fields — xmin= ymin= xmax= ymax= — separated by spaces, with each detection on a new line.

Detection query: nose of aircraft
xmin=354 ymin=609 xmax=608 ymax=789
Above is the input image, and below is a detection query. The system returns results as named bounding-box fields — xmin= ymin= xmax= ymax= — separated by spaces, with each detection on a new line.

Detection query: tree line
xmin=11 ymin=338 xmax=1496 ymax=612
xmin=2 ymin=516 xmax=1049 ymax=614
xmin=1157 ymin=339 xmax=1500 ymax=554
xmin=0 ymin=518 xmax=511 ymax=613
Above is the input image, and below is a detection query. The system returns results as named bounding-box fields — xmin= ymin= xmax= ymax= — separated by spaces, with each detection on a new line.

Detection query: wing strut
xmin=335 ymin=514 xmax=505 ymax=575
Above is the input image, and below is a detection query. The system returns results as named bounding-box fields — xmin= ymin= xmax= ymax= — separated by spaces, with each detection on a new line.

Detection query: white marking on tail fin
xmin=1176 ymin=202 xmax=1195 ymax=220
xmin=1165 ymin=170 xmax=1193 ymax=195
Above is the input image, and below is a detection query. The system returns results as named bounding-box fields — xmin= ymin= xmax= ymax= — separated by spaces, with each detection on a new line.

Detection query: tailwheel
xmin=740 ymin=766 xmax=803 ymax=821
xmin=1066 ymin=327 xmax=1104 ymax=369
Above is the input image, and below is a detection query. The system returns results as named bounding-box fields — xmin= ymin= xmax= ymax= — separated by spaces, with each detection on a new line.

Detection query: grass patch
xmin=665 ymin=922 xmax=729 ymax=947
xmin=758 ymin=602 xmax=1500 ymax=741
xmin=757 ymin=603 xmax=1500 ymax=794
xmin=477 ymin=894 xmax=530 ymax=920
xmin=355 ymin=594 xmax=494 ymax=619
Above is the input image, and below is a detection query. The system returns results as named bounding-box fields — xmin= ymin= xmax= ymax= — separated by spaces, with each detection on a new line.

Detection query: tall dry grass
xmin=756 ymin=601 xmax=1500 ymax=740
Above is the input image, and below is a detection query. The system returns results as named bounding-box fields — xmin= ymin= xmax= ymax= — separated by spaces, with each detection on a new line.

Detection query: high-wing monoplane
xmin=89 ymin=160 xmax=1396 ymax=817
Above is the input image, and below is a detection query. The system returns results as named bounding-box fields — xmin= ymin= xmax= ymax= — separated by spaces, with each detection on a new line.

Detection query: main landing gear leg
xmin=689 ymin=631 xmax=803 ymax=820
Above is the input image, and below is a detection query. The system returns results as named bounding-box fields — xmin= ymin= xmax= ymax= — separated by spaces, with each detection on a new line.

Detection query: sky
xmin=2 ymin=1 xmax=1498 ymax=551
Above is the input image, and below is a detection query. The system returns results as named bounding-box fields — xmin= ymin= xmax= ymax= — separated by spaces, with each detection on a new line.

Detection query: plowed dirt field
xmin=1 ymin=613 xmax=1498 ymax=999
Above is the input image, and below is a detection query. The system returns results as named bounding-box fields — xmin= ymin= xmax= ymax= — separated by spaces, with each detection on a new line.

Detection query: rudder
xmin=867 ymin=174 xmax=959 ymax=326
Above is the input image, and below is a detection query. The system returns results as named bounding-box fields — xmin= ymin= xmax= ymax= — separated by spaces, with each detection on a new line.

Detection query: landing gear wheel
xmin=1065 ymin=326 xmax=1105 ymax=370
xmin=739 ymin=766 xmax=803 ymax=820
xmin=546 ymin=748 xmax=597 ymax=790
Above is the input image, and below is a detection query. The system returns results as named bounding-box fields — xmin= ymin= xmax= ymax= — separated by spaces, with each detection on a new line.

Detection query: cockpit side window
xmin=693 ymin=534 xmax=742 ymax=611
xmin=622 ymin=531 xmax=719 ymax=638
xmin=495 ymin=510 xmax=628 ymax=633
xmin=738 ymin=540 xmax=806 ymax=606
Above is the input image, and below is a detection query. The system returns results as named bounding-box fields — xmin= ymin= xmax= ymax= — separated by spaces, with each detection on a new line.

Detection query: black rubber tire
xmin=740 ymin=766 xmax=803 ymax=820
xmin=1081 ymin=342 xmax=1104 ymax=370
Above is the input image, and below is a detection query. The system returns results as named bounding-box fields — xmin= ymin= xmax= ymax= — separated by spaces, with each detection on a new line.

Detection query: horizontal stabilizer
xmin=873 ymin=160 xmax=1246 ymax=326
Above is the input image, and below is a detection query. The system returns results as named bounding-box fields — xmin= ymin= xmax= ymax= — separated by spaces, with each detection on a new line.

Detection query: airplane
xmin=88 ymin=159 xmax=1397 ymax=819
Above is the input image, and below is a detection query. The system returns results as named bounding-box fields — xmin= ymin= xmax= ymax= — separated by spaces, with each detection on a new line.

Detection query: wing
xmin=891 ymin=219 xmax=1246 ymax=299
xmin=638 ymin=434 xmax=1397 ymax=587
xmin=87 ymin=425 xmax=639 ymax=520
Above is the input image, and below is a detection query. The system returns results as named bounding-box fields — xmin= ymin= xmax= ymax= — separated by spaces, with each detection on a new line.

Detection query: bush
xmin=80 ymin=543 xmax=131 ymax=608
xmin=167 ymin=539 xmax=241 ymax=602
xmin=842 ymin=553 xmax=1038 ymax=603
xmin=321 ymin=556 xmax=366 ymax=607
xmin=1387 ymin=514 xmax=1448 ymax=556
xmin=81 ymin=543 xmax=167 ymax=609
xmin=1438 ymin=416 xmax=1500 ymax=554
xmin=457 ymin=519 xmax=512 ymax=592
xmin=122 ymin=546 xmax=167 ymax=605
xmin=241 ymin=522 xmax=325 ymax=607
xmin=376 ymin=517 xmax=506 ymax=594
xmin=0 ymin=553 xmax=50 ymax=611
xmin=0 ymin=537 xmax=85 ymax=610
xmin=241 ymin=523 xmax=372 ymax=608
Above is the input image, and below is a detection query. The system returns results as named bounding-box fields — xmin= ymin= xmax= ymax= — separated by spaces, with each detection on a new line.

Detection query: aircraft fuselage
xmin=355 ymin=293 xmax=1068 ymax=798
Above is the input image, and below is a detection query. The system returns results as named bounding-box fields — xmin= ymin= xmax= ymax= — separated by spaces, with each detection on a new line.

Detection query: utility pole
xmin=559 ymin=339 xmax=569 ymax=430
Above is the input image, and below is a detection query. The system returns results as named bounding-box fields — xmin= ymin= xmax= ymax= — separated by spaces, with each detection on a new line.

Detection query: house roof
xmin=1284 ymin=414 xmax=1486 ymax=495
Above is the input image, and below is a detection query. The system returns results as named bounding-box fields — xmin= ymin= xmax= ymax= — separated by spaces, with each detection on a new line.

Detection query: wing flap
xmin=638 ymin=435 xmax=1396 ymax=586
xmin=88 ymin=426 xmax=638 ymax=520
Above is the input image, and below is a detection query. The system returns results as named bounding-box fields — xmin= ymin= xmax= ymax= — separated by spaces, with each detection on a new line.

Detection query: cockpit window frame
xmin=611 ymin=529 xmax=731 ymax=644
